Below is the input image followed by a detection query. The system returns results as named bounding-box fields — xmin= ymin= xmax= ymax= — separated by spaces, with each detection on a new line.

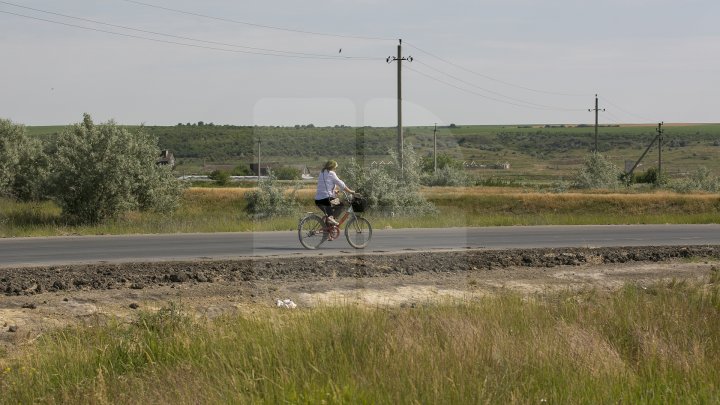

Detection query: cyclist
xmin=314 ymin=160 xmax=355 ymax=226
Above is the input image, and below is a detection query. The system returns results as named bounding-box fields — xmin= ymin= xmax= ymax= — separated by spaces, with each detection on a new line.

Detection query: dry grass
xmin=3 ymin=279 xmax=719 ymax=403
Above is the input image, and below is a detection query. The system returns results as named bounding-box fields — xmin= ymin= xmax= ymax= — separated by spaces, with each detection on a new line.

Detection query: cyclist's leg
xmin=315 ymin=198 xmax=332 ymax=219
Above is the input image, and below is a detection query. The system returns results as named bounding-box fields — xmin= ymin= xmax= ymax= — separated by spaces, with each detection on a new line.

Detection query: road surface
xmin=1 ymin=224 xmax=719 ymax=267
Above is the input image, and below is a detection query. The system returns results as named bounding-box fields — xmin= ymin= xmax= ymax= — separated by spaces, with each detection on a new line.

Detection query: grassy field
xmin=2 ymin=275 xmax=719 ymax=403
xmin=1 ymin=187 xmax=718 ymax=237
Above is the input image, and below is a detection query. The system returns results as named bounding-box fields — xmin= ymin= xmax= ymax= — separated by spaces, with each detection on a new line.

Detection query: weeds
xmin=2 ymin=280 xmax=720 ymax=403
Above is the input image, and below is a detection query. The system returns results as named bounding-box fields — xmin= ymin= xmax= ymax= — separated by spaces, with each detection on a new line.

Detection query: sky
xmin=1 ymin=0 xmax=719 ymax=127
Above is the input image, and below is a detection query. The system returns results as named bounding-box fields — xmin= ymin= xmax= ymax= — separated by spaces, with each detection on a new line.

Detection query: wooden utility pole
xmin=657 ymin=121 xmax=664 ymax=182
xmin=588 ymin=94 xmax=605 ymax=152
xmin=387 ymin=39 xmax=412 ymax=173
xmin=257 ymin=139 xmax=261 ymax=183
xmin=433 ymin=123 xmax=438 ymax=173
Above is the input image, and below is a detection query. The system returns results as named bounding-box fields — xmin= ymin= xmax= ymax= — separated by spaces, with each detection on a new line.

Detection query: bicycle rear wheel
xmin=345 ymin=216 xmax=372 ymax=249
xmin=298 ymin=215 xmax=328 ymax=249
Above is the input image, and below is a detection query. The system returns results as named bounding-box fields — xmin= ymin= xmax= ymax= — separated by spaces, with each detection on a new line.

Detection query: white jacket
xmin=314 ymin=170 xmax=347 ymax=200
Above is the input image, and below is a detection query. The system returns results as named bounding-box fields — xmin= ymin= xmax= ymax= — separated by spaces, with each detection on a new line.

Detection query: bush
xmin=571 ymin=152 xmax=622 ymax=190
xmin=231 ymin=165 xmax=252 ymax=176
xmin=422 ymin=166 xmax=470 ymax=187
xmin=208 ymin=170 xmax=231 ymax=186
xmin=50 ymin=114 xmax=184 ymax=224
xmin=272 ymin=166 xmax=301 ymax=180
xmin=342 ymin=145 xmax=435 ymax=216
xmin=634 ymin=167 xmax=660 ymax=184
xmin=0 ymin=119 xmax=49 ymax=201
xmin=668 ymin=167 xmax=720 ymax=193
xmin=244 ymin=173 xmax=300 ymax=218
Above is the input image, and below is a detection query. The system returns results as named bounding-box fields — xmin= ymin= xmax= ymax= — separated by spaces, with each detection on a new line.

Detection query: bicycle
xmin=298 ymin=192 xmax=372 ymax=249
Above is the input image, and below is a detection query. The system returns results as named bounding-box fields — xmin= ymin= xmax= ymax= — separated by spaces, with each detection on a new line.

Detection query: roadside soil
xmin=1 ymin=246 xmax=719 ymax=352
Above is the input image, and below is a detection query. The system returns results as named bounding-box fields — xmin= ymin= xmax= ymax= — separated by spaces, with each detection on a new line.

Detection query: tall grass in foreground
xmin=2 ymin=276 xmax=720 ymax=404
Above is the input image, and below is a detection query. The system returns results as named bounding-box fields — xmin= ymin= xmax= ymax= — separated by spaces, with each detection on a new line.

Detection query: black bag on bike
xmin=351 ymin=195 xmax=368 ymax=212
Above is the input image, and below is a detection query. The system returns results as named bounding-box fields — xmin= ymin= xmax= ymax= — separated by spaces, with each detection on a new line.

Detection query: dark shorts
xmin=315 ymin=198 xmax=344 ymax=217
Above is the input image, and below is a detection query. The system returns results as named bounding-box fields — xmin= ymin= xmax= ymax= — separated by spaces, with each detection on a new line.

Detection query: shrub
xmin=272 ymin=166 xmax=301 ymax=180
xmin=668 ymin=167 xmax=720 ymax=193
xmin=422 ymin=166 xmax=470 ymax=187
xmin=342 ymin=145 xmax=435 ymax=216
xmin=49 ymin=114 xmax=184 ymax=224
xmin=420 ymin=153 xmax=463 ymax=173
xmin=634 ymin=167 xmax=660 ymax=184
xmin=231 ymin=165 xmax=252 ymax=176
xmin=208 ymin=170 xmax=231 ymax=186
xmin=571 ymin=152 xmax=622 ymax=190
xmin=0 ymin=118 xmax=48 ymax=201
xmin=244 ymin=173 xmax=300 ymax=218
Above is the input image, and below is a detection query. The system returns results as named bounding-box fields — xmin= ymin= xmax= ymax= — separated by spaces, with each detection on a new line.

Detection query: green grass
xmin=1 ymin=188 xmax=719 ymax=237
xmin=2 ymin=279 xmax=719 ymax=403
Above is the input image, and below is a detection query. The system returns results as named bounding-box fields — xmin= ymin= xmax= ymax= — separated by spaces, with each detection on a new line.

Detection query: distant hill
xmin=26 ymin=123 xmax=720 ymax=178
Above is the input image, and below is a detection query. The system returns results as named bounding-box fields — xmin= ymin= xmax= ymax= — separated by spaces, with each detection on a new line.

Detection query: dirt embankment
xmin=2 ymin=246 xmax=718 ymax=296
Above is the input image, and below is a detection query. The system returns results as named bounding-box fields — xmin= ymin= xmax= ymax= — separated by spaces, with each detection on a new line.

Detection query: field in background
xmin=2 ymin=276 xmax=719 ymax=403
xmin=26 ymin=123 xmax=720 ymax=182
xmin=1 ymin=187 xmax=718 ymax=237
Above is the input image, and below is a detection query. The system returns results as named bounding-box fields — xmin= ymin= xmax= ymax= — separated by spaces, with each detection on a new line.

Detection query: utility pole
xmin=588 ymin=94 xmax=605 ymax=153
xmin=257 ymin=139 xmax=261 ymax=183
xmin=433 ymin=123 xmax=438 ymax=173
xmin=657 ymin=121 xmax=664 ymax=182
xmin=387 ymin=39 xmax=412 ymax=173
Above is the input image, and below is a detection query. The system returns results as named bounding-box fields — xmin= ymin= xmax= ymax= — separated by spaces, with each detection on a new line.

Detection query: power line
xmin=413 ymin=60 xmax=583 ymax=112
xmin=0 ymin=10 xmax=380 ymax=60
xmin=0 ymin=2 xmax=377 ymax=60
xmin=602 ymin=96 xmax=656 ymax=123
xmin=406 ymin=64 xmax=585 ymax=112
xmin=114 ymin=0 xmax=396 ymax=41
xmin=404 ymin=41 xmax=591 ymax=97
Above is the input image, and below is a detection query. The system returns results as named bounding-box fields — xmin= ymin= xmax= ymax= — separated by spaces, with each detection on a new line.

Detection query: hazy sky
xmin=1 ymin=0 xmax=718 ymax=126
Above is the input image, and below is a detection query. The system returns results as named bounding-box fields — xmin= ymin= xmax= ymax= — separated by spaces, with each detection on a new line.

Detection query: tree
xmin=0 ymin=118 xmax=48 ymax=201
xmin=244 ymin=174 xmax=300 ymax=218
xmin=342 ymin=144 xmax=435 ymax=216
xmin=272 ymin=166 xmax=301 ymax=180
xmin=0 ymin=118 xmax=26 ymax=197
xmin=50 ymin=114 xmax=183 ymax=224
xmin=209 ymin=169 xmax=231 ymax=186
xmin=571 ymin=152 xmax=622 ymax=190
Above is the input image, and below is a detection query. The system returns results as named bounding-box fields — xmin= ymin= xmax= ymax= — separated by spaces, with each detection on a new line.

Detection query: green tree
xmin=572 ymin=152 xmax=622 ymax=190
xmin=50 ymin=114 xmax=183 ymax=224
xmin=244 ymin=174 xmax=300 ymax=218
xmin=342 ymin=144 xmax=435 ymax=216
xmin=273 ymin=166 xmax=301 ymax=180
xmin=208 ymin=170 xmax=231 ymax=186
xmin=0 ymin=118 xmax=48 ymax=201
xmin=0 ymin=118 xmax=26 ymax=197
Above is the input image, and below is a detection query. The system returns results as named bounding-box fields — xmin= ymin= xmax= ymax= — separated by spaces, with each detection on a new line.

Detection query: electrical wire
xmin=405 ymin=64 xmax=585 ymax=112
xmin=114 ymin=0 xmax=396 ymax=41
xmin=0 ymin=9 xmax=381 ymax=60
xmin=413 ymin=60 xmax=583 ymax=111
xmin=0 ymin=2 xmax=378 ymax=60
xmin=404 ymin=41 xmax=591 ymax=97
xmin=602 ymin=96 xmax=657 ymax=123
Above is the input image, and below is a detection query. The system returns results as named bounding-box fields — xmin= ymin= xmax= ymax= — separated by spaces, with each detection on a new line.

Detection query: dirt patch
xmin=1 ymin=246 xmax=718 ymax=352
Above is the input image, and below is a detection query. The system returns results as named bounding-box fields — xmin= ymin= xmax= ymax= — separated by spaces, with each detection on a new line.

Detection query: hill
xmin=26 ymin=123 xmax=720 ymax=179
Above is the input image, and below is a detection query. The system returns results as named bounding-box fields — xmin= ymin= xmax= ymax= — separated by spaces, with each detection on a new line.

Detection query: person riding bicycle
xmin=315 ymin=160 xmax=355 ymax=226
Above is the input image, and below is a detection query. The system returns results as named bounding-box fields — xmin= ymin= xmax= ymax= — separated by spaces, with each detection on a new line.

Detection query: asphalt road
xmin=1 ymin=224 xmax=719 ymax=268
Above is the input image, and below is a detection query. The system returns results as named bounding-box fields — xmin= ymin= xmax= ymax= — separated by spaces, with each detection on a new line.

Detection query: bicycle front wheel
xmin=345 ymin=216 xmax=372 ymax=249
xmin=298 ymin=215 xmax=328 ymax=249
